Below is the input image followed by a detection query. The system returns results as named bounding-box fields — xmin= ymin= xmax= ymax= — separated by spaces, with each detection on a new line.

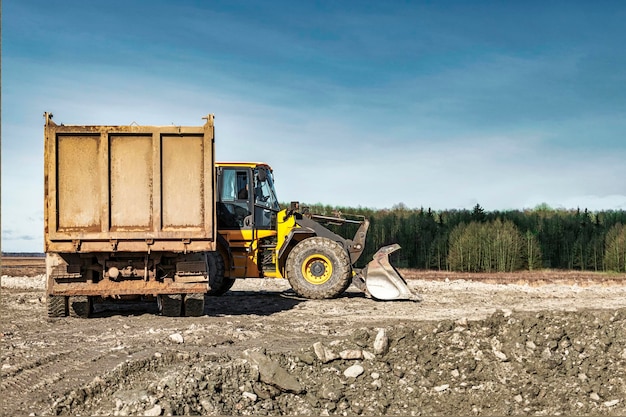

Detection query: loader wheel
xmin=205 ymin=251 xmax=235 ymax=296
xmin=47 ymin=295 xmax=67 ymax=318
xmin=285 ymin=237 xmax=351 ymax=299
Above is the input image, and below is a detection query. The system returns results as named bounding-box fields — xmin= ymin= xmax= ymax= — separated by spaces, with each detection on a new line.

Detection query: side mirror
xmin=257 ymin=169 xmax=267 ymax=182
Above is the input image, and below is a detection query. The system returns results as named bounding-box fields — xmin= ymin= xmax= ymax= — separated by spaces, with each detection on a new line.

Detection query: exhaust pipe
xmin=354 ymin=244 xmax=422 ymax=301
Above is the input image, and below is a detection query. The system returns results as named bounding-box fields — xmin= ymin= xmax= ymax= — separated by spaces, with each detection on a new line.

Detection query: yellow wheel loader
xmin=212 ymin=162 xmax=420 ymax=301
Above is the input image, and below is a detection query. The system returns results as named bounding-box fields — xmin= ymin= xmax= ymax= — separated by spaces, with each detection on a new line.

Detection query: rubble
xmin=3 ymin=274 xmax=626 ymax=416
xmin=49 ymin=308 xmax=626 ymax=416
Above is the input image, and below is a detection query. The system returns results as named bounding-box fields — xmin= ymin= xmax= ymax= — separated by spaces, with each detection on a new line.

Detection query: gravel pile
xmin=48 ymin=308 xmax=626 ymax=416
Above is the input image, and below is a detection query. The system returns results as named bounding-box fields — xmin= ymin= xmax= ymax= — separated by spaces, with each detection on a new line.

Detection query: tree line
xmin=305 ymin=203 xmax=626 ymax=273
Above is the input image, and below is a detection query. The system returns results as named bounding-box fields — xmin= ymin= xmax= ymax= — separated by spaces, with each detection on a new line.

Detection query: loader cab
xmin=216 ymin=163 xmax=280 ymax=230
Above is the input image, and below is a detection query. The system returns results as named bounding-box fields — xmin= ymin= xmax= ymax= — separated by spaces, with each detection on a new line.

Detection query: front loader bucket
xmin=359 ymin=244 xmax=421 ymax=301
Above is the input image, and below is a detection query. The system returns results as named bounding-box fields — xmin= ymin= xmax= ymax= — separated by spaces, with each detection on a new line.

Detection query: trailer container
xmin=43 ymin=113 xmax=217 ymax=317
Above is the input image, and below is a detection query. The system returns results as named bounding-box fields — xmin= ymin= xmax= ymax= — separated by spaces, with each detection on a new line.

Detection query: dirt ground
xmin=2 ymin=260 xmax=626 ymax=416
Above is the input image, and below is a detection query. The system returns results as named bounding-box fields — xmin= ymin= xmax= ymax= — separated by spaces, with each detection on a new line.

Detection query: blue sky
xmin=3 ymin=1 xmax=626 ymax=252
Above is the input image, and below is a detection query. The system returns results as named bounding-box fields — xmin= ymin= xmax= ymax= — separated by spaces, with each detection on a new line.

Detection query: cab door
xmin=251 ymin=167 xmax=281 ymax=277
xmin=216 ymin=167 xmax=258 ymax=277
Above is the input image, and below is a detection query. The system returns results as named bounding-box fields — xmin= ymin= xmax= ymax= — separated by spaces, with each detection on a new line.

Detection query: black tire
xmin=285 ymin=237 xmax=351 ymax=299
xmin=47 ymin=295 xmax=67 ymax=318
xmin=183 ymin=293 xmax=205 ymax=317
xmin=68 ymin=296 xmax=92 ymax=318
xmin=158 ymin=294 xmax=183 ymax=317
xmin=205 ymin=251 xmax=235 ymax=296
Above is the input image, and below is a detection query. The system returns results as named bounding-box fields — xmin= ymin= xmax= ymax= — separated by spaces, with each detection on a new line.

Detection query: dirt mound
xmin=4 ymin=269 xmax=625 ymax=416
xmin=50 ymin=308 xmax=626 ymax=416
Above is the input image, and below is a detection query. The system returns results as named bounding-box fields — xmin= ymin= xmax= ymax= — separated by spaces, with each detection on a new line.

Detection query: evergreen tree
xmin=472 ymin=203 xmax=486 ymax=222
xmin=298 ymin=201 xmax=625 ymax=272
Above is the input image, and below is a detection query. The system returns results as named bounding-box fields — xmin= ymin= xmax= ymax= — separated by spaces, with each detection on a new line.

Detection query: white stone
xmin=343 ymin=364 xmax=364 ymax=378
xmin=362 ymin=350 xmax=376 ymax=360
xmin=169 ymin=333 xmax=184 ymax=344
xmin=313 ymin=342 xmax=325 ymax=359
xmin=144 ymin=405 xmax=162 ymax=416
xmin=373 ymin=329 xmax=388 ymax=355
xmin=493 ymin=349 xmax=508 ymax=361
xmin=451 ymin=369 xmax=460 ymax=378
xmin=514 ymin=395 xmax=523 ymax=403
xmin=371 ymin=372 xmax=380 ymax=380
xmin=242 ymin=391 xmax=258 ymax=401
xmin=339 ymin=349 xmax=363 ymax=360
xmin=604 ymin=399 xmax=619 ymax=407
xmin=313 ymin=342 xmax=338 ymax=363
xmin=590 ymin=392 xmax=600 ymax=401
xmin=434 ymin=384 xmax=449 ymax=392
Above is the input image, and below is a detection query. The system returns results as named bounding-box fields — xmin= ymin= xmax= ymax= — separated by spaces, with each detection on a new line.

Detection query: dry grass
xmin=1 ymin=256 xmax=46 ymax=277
xmin=399 ymin=268 xmax=626 ymax=286
xmin=2 ymin=256 xmax=624 ymax=286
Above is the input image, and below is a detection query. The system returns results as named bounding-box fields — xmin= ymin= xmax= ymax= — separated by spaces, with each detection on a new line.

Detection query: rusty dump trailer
xmin=44 ymin=113 xmax=217 ymax=317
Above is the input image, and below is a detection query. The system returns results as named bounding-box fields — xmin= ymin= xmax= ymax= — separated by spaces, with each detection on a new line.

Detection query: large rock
xmin=243 ymin=350 xmax=304 ymax=394
xmin=313 ymin=342 xmax=339 ymax=363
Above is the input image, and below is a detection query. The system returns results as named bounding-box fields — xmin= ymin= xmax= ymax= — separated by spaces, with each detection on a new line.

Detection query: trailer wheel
xmin=47 ymin=295 xmax=67 ymax=318
xmin=158 ymin=294 xmax=183 ymax=317
xmin=285 ymin=237 xmax=351 ymax=299
xmin=206 ymin=251 xmax=235 ymax=296
xmin=183 ymin=293 xmax=205 ymax=317
xmin=68 ymin=296 xmax=93 ymax=318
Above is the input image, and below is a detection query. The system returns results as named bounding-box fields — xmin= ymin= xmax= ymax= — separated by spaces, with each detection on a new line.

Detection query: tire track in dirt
xmin=0 ymin=346 xmax=113 ymax=415
xmin=3 ymin=273 xmax=626 ymax=415
xmin=0 ymin=339 xmax=163 ymax=415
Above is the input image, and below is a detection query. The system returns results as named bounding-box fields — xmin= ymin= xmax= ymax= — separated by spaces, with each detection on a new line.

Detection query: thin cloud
xmin=1 ymin=230 xmax=37 ymax=241
xmin=3 ymin=1 xmax=626 ymax=252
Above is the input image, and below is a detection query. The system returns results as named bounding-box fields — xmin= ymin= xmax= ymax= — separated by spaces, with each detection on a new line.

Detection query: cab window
xmin=218 ymin=168 xmax=252 ymax=229
xmin=253 ymin=167 xmax=280 ymax=229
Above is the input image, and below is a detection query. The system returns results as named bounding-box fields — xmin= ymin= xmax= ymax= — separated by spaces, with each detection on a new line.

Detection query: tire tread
xmin=68 ymin=296 xmax=92 ymax=318
xmin=285 ymin=237 xmax=351 ymax=299
xmin=159 ymin=294 xmax=183 ymax=317
xmin=47 ymin=296 xmax=67 ymax=318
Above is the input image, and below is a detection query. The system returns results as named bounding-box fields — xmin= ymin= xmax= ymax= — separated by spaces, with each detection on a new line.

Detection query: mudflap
xmin=353 ymin=244 xmax=422 ymax=301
